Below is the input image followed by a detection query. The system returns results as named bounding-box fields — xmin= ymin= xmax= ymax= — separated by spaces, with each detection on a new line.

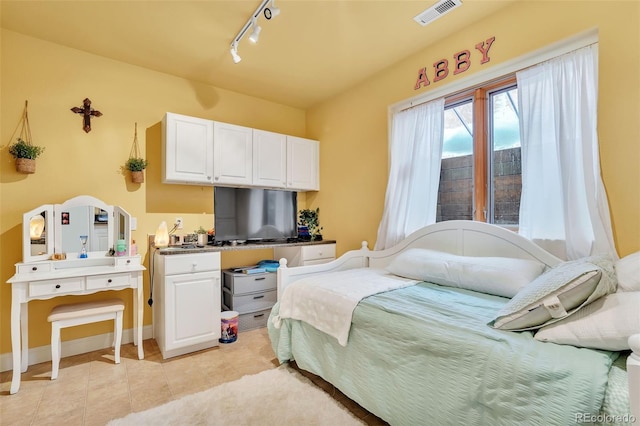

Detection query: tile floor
xmin=0 ymin=328 xmax=387 ymax=425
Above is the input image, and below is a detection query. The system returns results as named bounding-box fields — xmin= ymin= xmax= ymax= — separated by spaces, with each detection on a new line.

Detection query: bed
xmin=267 ymin=220 xmax=640 ymax=425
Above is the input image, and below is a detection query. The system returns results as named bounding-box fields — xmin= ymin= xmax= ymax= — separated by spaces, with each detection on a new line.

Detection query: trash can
xmin=220 ymin=311 xmax=239 ymax=344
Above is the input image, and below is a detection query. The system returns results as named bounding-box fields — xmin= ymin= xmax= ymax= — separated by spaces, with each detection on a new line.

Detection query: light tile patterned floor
xmin=0 ymin=328 xmax=387 ymax=425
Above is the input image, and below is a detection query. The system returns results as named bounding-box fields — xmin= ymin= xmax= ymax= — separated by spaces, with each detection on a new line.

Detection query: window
xmin=436 ymin=78 xmax=521 ymax=225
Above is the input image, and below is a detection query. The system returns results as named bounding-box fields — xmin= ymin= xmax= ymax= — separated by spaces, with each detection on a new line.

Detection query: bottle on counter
xmin=131 ymin=240 xmax=137 ymax=256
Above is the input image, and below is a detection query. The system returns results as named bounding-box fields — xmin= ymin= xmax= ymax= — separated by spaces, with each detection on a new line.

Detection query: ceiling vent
xmin=413 ymin=0 xmax=463 ymax=26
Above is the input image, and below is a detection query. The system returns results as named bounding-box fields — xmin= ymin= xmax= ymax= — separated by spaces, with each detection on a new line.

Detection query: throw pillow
xmin=385 ymin=248 xmax=546 ymax=298
xmin=534 ymin=292 xmax=640 ymax=351
xmin=615 ymin=251 xmax=640 ymax=292
xmin=489 ymin=256 xmax=617 ymax=331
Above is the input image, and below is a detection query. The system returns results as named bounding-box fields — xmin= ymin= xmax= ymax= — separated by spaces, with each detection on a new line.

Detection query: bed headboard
xmin=277 ymin=220 xmax=563 ymax=298
xmin=367 ymin=220 xmax=563 ymax=269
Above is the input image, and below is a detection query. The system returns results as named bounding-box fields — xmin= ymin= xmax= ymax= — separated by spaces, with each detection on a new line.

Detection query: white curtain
xmin=517 ymin=44 xmax=618 ymax=260
xmin=375 ymin=98 xmax=445 ymax=250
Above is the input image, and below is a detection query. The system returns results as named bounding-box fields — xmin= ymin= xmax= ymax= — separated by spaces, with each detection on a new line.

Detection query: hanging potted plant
xmin=125 ymin=122 xmax=148 ymax=183
xmin=298 ymin=208 xmax=323 ymax=241
xmin=8 ymin=101 xmax=45 ymax=174
xmin=125 ymin=157 xmax=148 ymax=183
xmin=9 ymin=138 xmax=45 ymax=174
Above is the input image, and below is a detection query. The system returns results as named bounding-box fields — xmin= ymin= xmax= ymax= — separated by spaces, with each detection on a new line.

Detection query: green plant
xmin=298 ymin=208 xmax=323 ymax=240
xmin=8 ymin=138 xmax=45 ymax=160
xmin=125 ymin=157 xmax=148 ymax=171
xmin=195 ymin=226 xmax=207 ymax=234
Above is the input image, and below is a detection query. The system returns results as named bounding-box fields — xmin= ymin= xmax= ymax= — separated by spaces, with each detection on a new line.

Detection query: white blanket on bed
xmin=272 ymin=268 xmax=418 ymax=346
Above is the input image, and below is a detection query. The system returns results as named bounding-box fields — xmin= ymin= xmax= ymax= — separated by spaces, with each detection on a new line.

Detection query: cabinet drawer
xmin=224 ymin=289 xmax=276 ymax=313
xmin=223 ymin=271 xmax=276 ymax=295
xmin=115 ymin=257 xmax=139 ymax=267
xmin=86 ymin=273 xmax=131 ymax=291
xmin=164 ymin=252 xmax=220 ymax=275
xmin=29 ymin=277 xmax=84 ymax=297
xmin=18 ymin=263 xmax=52 ymax=274
xmin=301 ymin=244 xmax=336 ymax=261
xmin=238 ymin=308 xmax=271 ymax=331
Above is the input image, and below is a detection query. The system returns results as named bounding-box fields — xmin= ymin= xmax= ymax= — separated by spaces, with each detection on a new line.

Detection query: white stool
xmin=47 ymin=298 xmax=125 ymax=380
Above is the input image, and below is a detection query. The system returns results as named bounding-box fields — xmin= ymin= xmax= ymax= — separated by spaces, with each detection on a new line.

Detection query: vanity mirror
xmin=22 ymin=195 xmax=132 ymax=263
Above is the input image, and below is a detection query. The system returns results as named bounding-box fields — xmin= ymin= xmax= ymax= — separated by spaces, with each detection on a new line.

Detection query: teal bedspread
xmin=268 ymin=281 xmax=619 ymax=425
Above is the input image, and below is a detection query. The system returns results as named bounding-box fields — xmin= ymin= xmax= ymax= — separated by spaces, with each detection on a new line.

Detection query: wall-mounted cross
xmin=70 ymin=98 xmax=103 ymax=133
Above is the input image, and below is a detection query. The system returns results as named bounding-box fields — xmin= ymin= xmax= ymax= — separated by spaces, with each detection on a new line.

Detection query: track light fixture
xmin=230 ymin=0 xmax=280 ymax=64
xmin=230 ymin=42 xmax=241 ymax=64
xmin=248 ymin=19 xmax=261 ymax=44
xmin=264 ymin=0 xmax=280 ymax=20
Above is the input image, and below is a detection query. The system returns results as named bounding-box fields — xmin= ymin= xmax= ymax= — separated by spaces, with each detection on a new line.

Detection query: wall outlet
xmin=175 ymin=217 xmax=183 ymax=229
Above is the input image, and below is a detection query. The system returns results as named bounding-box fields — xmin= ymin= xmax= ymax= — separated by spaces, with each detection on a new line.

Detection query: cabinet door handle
xmin=253 ymin=313 xmax=265 ymax=318
xmin=252 ymin=295 xmax=264 ymax=300
xmin=254 ymin=277 xmax=266 ymax=281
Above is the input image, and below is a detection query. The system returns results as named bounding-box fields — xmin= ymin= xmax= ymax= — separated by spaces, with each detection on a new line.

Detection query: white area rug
xmin=108 ymin=365 xmax=366 ymax=425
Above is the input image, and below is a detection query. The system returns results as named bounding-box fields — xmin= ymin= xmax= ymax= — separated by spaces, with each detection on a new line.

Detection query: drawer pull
xmin=55 ymin=284 xmax=61 ymax=289
xmin=32 ymin=266 xmax=38 ymax=271
xmin=254 ymin=277 xmax=266 ymax=281
xmin=107 ymin=279 xmax=113 ymax=283
xmin=253 ymin=313 xmax=265 ymax=319
xmin=252 ymin=295 xmax=265 ymax=300
xmin=126 ymin=259 xmax=131 ymax=264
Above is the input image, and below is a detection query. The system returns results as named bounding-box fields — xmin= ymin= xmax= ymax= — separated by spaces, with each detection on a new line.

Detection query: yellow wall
xmin=0 ymin=30 xmax=306 ymax=354
xmin=2 ymin=1 xmax=639 ymax=360
xmin=307 ymin=1 xmax=640 ymax=259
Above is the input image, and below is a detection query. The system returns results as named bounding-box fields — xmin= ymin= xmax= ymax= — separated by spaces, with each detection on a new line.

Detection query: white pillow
xmin=385 ymin=248 xmax=546 ymax=298
xmin=489 ymin=256 xmax=617 ymax=331
xmin=534 ymin=292 xmax=640 ymax=351
xmin=615 ymin=251 xmax=640 ymax=292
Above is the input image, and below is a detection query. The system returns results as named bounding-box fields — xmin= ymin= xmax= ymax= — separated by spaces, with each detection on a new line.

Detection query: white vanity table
xmin=6 ymin=195 xmax=145 ymax=395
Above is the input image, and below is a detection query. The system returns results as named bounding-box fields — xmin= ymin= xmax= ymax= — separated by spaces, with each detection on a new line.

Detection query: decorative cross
xmin=70 ymin=98 xmax=103 ymax=133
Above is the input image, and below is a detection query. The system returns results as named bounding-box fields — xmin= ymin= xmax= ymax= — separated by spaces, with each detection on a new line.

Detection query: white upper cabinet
xmin=213 ymin=122 xmax=253 ymax=186
xmin=253 ymin=129 xmax=287 ymax=188
xmin=287 ymin=136 xmax=319 ymax=191
xmin=162 ymin=112 xmax=319 ymax=191
xmin=162 ymin=113 xmax=214 ymax=185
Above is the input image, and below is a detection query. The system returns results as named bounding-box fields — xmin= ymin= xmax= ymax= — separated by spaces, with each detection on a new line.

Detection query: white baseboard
xmin=0 ymin=325 xmax=154 ymax=373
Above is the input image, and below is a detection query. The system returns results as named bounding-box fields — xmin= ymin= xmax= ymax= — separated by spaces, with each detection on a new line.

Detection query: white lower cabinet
xmin=274 ymin=243 xmax=336 ymax=267
xmin=153 ymin=252 xmax=221 ymax=359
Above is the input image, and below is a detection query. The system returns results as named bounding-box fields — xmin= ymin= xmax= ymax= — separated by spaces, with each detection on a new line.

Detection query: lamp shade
xmin=29 ymin=215 xmax=45 ymax=239
xmin=154 ymin=221 xmax=169 ymax=248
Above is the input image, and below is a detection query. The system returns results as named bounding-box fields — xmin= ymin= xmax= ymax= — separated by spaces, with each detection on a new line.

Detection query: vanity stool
xmin=47 ymin=298 xmax=125 ymax=380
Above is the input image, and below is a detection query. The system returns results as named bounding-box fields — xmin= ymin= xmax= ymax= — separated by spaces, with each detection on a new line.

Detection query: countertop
xmin=156 ymin=239 xmax=337 ymax=255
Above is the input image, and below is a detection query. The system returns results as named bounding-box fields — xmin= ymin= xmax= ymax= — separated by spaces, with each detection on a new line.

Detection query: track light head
xmin=230 ymin=44 xmax=242 ymax=64
xmin=264 ymin=0 xmax=280 ymax=20
xmin=248 ymin=20 xmax=261 ymax=43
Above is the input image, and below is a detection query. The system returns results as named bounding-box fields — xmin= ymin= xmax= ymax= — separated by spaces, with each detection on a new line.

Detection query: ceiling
xmin=1 ymin=0 xmax=518 ymax=109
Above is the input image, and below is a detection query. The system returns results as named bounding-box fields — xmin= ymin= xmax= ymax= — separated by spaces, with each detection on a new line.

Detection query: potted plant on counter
xmin=298 ymin=208 xmax=323 ymax=241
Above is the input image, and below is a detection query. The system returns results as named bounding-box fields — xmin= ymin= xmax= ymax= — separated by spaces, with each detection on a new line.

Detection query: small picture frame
xmin=61 ymin=212 xmax=70 ymax=225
